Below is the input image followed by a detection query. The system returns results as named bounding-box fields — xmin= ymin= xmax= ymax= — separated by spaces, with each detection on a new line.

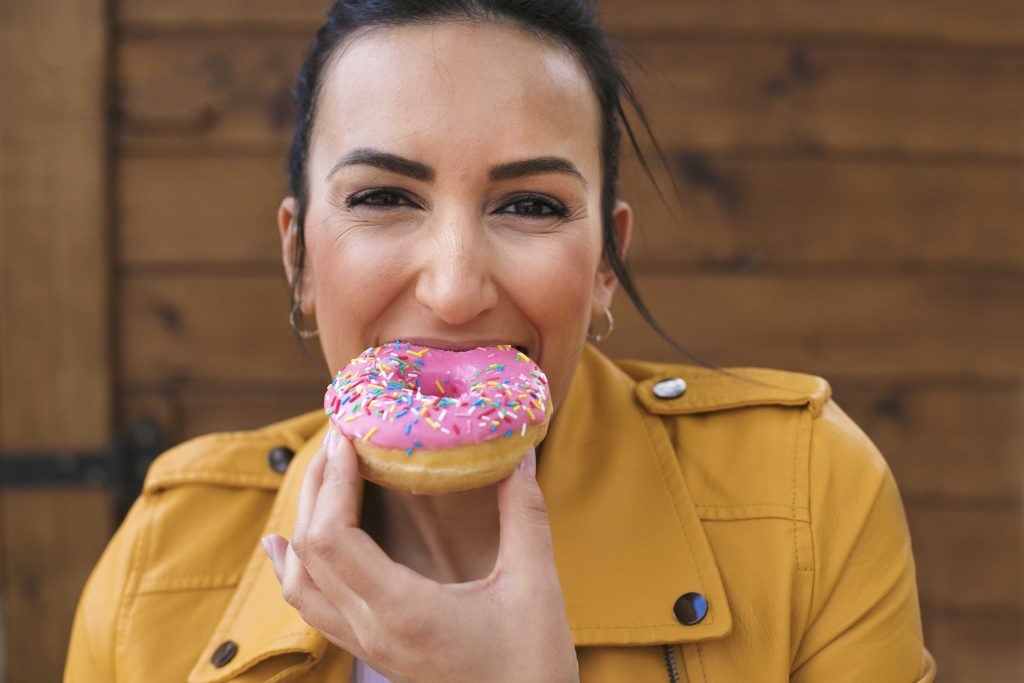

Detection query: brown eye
xmin=348 ymin=189 xmax=418 ymax=209
xmin=498 ymin=194 xmax=568 ymax=219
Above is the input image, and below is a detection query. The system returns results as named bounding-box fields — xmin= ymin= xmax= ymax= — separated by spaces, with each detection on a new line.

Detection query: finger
xmin=305 ymin=432 xmax=427 ymax=604
xmin=292 ymin=428 xmax=334 ymax=552
xmin=265 ymin=535 xmax=369 ymax=658
xmin=495 ymin=447 xmax=557 ymax=580
xmin=263 ymin=533 xmax=289 ymax=582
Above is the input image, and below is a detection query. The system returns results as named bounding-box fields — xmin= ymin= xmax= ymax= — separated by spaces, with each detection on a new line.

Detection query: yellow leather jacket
xmin=66 ymin=344 xmax=937 ymax=682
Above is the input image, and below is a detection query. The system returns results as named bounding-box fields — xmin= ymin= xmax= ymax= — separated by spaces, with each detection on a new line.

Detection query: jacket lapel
xmin=190 ymin=344 xmax=731 ymax=681
xmin=541 ymin=344 xmax=732 ymax=645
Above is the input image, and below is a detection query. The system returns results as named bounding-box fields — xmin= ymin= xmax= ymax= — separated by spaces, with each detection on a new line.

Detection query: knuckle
xmin=304 ymin=525 xmax=338 ymax=561
xmin=290 ymin=529 xmax=310 ymax=558
xmin=519 ymin=486 xmax=550 ymax=524
xmin=280 ymin=579 xmax=303 ymax=610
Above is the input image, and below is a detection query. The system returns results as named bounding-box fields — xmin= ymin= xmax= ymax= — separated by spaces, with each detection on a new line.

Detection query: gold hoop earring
xmin=289 ymin=301 xmax=319 ymax=339
xmin=587 ymin=304 xmax=614 ymax=343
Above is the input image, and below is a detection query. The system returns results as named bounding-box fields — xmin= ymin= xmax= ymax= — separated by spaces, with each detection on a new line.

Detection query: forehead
xmin=311 ymin=21 xmax=602 ymax=177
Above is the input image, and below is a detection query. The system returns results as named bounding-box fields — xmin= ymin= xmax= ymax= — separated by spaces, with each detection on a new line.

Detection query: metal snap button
xmin=652 ymin=378 xmax=687 ymax=400
xmin=267 ymin=446 xmax=296 ymax=474
xmin=211 ymin=640 xmax=238 ymax=667
xmin=673 ymin=592 xmax=708 ymax=625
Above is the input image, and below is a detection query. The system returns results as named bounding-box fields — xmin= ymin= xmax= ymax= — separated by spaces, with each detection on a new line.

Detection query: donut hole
xmin=416 ymin=371 xmax=467 ymax=399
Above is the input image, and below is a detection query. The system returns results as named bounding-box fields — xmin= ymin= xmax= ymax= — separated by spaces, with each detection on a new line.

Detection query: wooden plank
xmin=623 ymin=152 xmax=1024 ymax=270
xmin=119 ymin=156 xmax=286 ymax=266
xmin=628 ymin=40 xmax=1024 ymax=158
xmin=116 ymin=34 xmax=305 ymax=153
xmin=908 ymin=503 xmax=1022 ymax=610
xmin=116 ymin=35 xmax=1024 ymax=157
xmin=922 ymin=607 xmax=1024 ymax=682
xmin=121 ymin=385 xmax=323 ymax=446
xmin=2 ymin=492 xmax=112 ymax=679
xmin=119 ymin=272 xmax=1024 ymax=384
xmin=599 ymin=0 xmax=1024 ymax=47
xmin=830 ymin=382 xmax=1024 ymax=501
xmin=117 ymin=153 xmax=1024 ymax=270
xmin=0 ymin=0 xmax=113 ymax=681
xmin=116 ymin=0 xmax=1024 ymax=48
xmin=120 ymin=273 xmax=326 ymax=385
xmin=605 ymin=273 xmax=1024 ymax=380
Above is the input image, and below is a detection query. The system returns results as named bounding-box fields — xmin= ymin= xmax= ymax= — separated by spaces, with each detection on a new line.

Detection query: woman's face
xmin=279 ymin=20 xmax=632 ymax=413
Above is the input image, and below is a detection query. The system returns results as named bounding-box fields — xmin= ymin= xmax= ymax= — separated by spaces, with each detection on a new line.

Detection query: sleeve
xmin=64 ymin=496 xmax=148 ymax=682
xmin=790 ymin=400 xmax=938 ymax=683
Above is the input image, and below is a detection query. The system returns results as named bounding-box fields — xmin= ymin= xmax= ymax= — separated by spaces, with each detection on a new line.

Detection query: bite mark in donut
xmin=324 ymin=341 xmax=550 ymax=494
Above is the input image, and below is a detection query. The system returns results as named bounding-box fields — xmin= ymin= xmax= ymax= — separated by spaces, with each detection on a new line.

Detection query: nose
xmin=414 ymin=216 xmax=499 ymax=325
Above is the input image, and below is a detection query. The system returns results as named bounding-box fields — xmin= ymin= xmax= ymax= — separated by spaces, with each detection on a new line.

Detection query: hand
xmin=262 ymin=428 xmax=579 ymax=683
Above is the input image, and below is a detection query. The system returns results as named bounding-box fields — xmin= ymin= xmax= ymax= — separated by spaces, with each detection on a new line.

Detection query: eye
xmin=497 ymin=194 xmax=569 ymax=219
xmin=347 ymin=188 xmax=419 ymax=209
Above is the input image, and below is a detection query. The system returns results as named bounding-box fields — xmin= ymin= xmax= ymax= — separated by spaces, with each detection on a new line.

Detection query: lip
xmin=381 ymin=337 xmax=531 ymax=355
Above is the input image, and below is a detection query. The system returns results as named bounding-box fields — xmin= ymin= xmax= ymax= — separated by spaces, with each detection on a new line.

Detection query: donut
xmin=324 ymin=341 xmax=550 ymax=494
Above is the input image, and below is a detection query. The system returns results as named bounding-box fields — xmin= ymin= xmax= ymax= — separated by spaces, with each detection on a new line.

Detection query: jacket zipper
xmin=663 ymin=644 xmax=681 ymax=683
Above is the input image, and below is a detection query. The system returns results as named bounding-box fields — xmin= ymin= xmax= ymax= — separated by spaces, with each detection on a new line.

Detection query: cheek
xmin=500 ymin=231 xmax=600 ymax=327
xmin=306 ymin=226 xmax=412 ymax=357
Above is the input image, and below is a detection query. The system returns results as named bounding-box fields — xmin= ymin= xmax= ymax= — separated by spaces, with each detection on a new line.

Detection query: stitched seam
xmin=135 ymin=573 xmax=242 ymax=594
xmin=700 ymin=514 xmax=810 ymax=523
xmin=147 ymin=471 xmax=282 ymax=490
xmin=695 ymin=502 xmax=808 ymax=509
xmin=135 ymin=584 xmax=241 ymax=596
xmin=695 ymin=642 xmax=708 ymax=682
xmin=647 ymin=394 xmax=811 ymax=408
xmin=793 ymin=410 xmax=801 ymax=573
xmin=634 ymin=407 xmax=712 ymax=626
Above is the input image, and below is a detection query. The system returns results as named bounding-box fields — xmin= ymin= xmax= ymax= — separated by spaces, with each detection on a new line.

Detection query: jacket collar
xmin=189 ymin=344 xmax=732 ymax=682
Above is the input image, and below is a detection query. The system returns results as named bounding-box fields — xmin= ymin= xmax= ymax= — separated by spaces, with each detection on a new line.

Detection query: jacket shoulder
xmin=142 ymin=409 xmax=325 ymax=493
xmin=615 ymin=358 xmax=832 ymax=417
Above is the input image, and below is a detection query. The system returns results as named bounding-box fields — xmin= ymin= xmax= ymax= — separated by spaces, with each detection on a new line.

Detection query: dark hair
xmin=285 ymin=0 xmax=709 ymax=366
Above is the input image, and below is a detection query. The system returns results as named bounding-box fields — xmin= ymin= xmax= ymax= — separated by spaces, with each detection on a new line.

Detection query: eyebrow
xmin=327 ymin=147 xmax=588 ymax=189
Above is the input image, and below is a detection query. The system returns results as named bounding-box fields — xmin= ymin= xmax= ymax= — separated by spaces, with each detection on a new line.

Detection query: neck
xmin=361 ymin=481 xmax=501 ymax=584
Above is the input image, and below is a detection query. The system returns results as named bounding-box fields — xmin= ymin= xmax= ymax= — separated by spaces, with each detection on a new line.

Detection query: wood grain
xmin=0 ymin=0 xmax=113 ymax=681
xmin=116 ymin=35 xmax=1024 ymax=157
xmin=908 ymin=503 xmax=1023 ymax=610
xmin=120 ymin=272 xmax=325 ymax=385
xmin=627 ymin=40 xmax=1024 ymax=157
xmin=605 ymin=273 xmax=1023 ymax=380
xmin=121 ymin=384 xmax=322 ymax=444
xmin=922 ymin=607 xmax=1024 ymax=681
xmin=119 ymin=156 xmax=287 ymax=266
xmin=117 ymin=153 xmax=1024 ymax=270
xmin=116 ymin=0 xmax=1024 ymax=48
xmin=831 ymin=381 xmax=1024 ymax=501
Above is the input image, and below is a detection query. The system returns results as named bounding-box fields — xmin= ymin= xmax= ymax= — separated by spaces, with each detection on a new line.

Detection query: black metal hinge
xmin=0 ymin=419 xmax=165 ymax=519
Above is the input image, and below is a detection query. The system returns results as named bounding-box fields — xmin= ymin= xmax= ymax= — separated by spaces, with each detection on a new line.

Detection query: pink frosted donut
xmin=324 ymin=341 xmax=550 ymax=494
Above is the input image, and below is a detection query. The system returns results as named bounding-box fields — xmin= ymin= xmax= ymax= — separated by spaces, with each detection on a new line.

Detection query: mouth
xmin=382 ymin=338 xmax=532 ymax=358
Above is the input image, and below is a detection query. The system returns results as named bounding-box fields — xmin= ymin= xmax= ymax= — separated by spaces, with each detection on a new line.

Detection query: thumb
xmin=496 ymin=447 xmax=556 ymax=576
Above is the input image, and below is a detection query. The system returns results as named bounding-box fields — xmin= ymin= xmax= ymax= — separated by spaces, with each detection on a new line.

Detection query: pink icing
xmin=324 ymin=342 xmax=549 ymax=456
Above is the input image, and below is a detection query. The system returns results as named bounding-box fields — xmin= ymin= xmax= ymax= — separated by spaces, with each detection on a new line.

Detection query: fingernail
xmin=325 ymin=428 xmax=337 ymax=461
xmin=260 ymin=535 xmax=273 ymax=559
xmin=518 ymin=447 xmax=537 ymax=479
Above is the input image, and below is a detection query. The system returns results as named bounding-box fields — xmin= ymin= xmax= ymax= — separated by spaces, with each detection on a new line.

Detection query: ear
xmin=277 ymin=196 xmax=315 ymax=314
xmin=593 ymin=199 xmax=633 ymax=311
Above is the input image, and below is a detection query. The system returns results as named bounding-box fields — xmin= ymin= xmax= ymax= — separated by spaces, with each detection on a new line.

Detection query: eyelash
xmin=346 ymin=187 xmax=571 ymax=219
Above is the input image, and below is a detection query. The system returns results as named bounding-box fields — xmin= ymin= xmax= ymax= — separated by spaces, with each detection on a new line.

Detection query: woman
xmin=66 ymin=1 xmax=937 ymax=681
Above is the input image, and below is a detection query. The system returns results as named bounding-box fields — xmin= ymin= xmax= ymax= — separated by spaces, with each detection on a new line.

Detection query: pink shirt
xmin=351 ymin=658 xmax=393 ymax=683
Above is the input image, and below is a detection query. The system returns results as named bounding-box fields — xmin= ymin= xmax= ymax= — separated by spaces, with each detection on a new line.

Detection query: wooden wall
xmin=2 ymin=0 xmax=1020 ymax=681
xmin=1 ymin=2 xmax=113 ymax=683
